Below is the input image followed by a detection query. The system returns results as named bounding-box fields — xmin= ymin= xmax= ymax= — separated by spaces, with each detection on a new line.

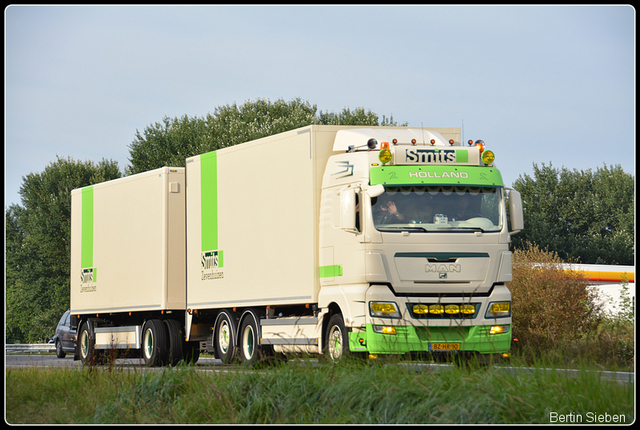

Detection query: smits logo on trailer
xmin=201 ymin=250 xmax=224 ymax=280
xmin=80 ymin=267 xmax=97 ymax=292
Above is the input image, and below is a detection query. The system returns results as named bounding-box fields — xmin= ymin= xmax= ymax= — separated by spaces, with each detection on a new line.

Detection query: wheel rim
xmin=80 ymin=330 xmax=89 ymax=358
xmin=242 ymin=325 xmax=254 ymax=359
xmin=218 ymin=320 xmax=230 ymax=354
xmin=144 ymin=328 xmax=154 ymax=359
xmin=328 ymin=326 xmax=343 ymax=361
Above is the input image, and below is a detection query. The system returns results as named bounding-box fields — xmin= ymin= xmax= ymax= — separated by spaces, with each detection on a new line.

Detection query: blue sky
xmin=5 ymin=5 xmax=635 ymax=208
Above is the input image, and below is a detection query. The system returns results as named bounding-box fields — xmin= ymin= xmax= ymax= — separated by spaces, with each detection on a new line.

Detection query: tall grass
xmin=6 ymin=359 xmax=634 ymax=424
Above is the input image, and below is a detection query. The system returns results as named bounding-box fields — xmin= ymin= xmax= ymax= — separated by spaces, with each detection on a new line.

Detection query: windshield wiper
xmin=378 ymin=226 xmax=428 ymax=232
xmin=441 ymin=226 xmax=485 ymax=232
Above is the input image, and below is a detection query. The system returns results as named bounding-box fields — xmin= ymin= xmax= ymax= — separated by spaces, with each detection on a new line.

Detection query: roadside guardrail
xmin=6 ymin=343 xmax=56 ymax=353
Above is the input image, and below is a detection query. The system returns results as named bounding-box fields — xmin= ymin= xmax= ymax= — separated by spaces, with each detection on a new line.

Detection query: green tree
xmin=126 ymin=115 xmax=210 ymax=174
xmin=126 ymin=98 xmax=405 ymax=174
xmin=512 ymin=162 xmax=634 ymax=265
xmin=6 ymin=156 xmax=121 ymax=343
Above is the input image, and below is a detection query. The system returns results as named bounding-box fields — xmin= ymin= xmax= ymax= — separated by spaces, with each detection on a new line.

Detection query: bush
xmin=508 ymin=243 xmax=634 ymax=369
xmin=509 ymin=243 xmax=600 ymax=349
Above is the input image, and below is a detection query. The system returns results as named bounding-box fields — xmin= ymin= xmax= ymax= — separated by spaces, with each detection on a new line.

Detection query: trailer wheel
xmin=239 ymin=314 xmax=262 ymax=366
xmin=164 ymin=319 xmax=184 ymax=366
xmin=325 ymin=314 xmax=349 ymax=362
xmin=215 ymin=311 xmax=237 ymax=364
xmin=78 ymin=322 xmax=97 ymax=364
xmin=142 ymin=319 xmax=169 ymax=367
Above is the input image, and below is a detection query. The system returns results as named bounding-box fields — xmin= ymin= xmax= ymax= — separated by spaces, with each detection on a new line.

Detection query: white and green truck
xmin=70 ymin=125 xmax=523 ymax=366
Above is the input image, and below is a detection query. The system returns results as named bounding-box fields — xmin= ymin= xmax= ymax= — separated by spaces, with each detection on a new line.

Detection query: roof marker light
xmin=449 ymin=139 xmax=455 ymax=146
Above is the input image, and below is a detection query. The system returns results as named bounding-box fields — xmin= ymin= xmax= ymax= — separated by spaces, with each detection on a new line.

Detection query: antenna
xmin=461 ymin=119 xmax=464 ymax=146
xmin=421 ymin=122 xmax=425 ymax=145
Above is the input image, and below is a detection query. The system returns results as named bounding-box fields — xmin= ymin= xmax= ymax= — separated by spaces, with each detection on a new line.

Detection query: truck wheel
xmin=55 ymin=340 xmax=66 ymax=358
xmin=78 ymin=323 xmax=97 ymax=364
xmin=164 ymin=319 xmax=184 ymax=366
xmin=215 ymin=311 xmax=237 ymax=364
xmin=325 ymin=314 xmax=349 ymax=362
xmin=239 ymin=314 xmax=262 ymax=366
xmin=142 ymin=319 xmax=169 ymax=367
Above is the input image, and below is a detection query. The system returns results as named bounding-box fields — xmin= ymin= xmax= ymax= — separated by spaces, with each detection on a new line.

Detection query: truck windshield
xmin=371 ymin=186 xmax=503 ymax=233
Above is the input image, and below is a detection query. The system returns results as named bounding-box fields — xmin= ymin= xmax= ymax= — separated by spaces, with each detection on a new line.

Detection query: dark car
xmin=52 ymin=310 xmax=77 ymax=358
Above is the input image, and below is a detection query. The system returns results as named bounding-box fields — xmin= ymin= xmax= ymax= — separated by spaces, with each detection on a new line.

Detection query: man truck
xmin=70 ymin=125 xmax=523 ymax=366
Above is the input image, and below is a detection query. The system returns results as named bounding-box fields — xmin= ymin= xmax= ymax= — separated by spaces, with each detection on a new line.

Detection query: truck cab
xmin=318 ymin=128 xmax=523 ymax=361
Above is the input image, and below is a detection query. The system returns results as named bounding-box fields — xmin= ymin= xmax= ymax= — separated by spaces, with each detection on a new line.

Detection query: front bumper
xmin=350 ymin=283 xmax=512 ymax=355
xmin=349 ymin=323 xmax=511 ymax=355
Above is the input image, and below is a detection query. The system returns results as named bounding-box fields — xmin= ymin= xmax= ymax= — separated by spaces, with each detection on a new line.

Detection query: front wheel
xmin=325 ymin=314 xmax=349 ymax=363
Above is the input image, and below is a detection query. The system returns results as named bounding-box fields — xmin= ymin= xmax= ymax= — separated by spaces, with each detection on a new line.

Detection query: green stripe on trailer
xmin=81 ymin=186 xmax=94 ymax=268
xmin=200 ymin=152 xmax=218 ymax=252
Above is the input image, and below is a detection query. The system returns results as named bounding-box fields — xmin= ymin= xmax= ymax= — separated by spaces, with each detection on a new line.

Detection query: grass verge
xmin=6 ymin=359 xmax=634 ymax=424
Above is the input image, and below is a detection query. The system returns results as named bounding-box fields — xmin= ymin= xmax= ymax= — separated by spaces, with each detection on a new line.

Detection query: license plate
xmin=430 ymin=343 xmax=461 ymax=351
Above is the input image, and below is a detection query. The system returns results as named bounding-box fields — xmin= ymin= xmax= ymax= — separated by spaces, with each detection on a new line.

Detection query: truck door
xmin=320 ymin=186 xmax=367 ymax=287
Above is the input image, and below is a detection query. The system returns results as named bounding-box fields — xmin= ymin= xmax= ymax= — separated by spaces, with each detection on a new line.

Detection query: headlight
xmin=485 ymin=302 xmax=511 ymax=318
xmin=372 ymin=325 xmax=397 ymax=335
xmin=489 ymin=325 xmax=510 ymax=335
xmin=369 ymin=302 xmax=401 ymax=318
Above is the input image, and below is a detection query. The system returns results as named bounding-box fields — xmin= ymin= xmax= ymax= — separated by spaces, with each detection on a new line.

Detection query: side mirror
xmin=507 ymin=188 xmax=524 ymax=235
xmin=340 ymin=188 xmax=357 ymax=231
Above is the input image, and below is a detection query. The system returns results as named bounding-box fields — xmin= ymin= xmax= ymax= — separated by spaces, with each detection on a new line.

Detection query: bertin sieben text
xmin=549 ymin=411 xmax=626 ymax=423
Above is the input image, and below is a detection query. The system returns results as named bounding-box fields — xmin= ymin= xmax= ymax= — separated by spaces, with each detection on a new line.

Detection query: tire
xmin=164 ymin=319 xmax=184 ymax=366
xmin=325 ymin=314 xmax=349 ymax=363
xmin=55 ymin=339 xmax=66 ymax=359
xmin=214 ymin=311 xmax=237 ymax=364
xmin=78 ymin=322 xmax=98 ymax=364
xmin=142 ymin=319 xmax=169 ymax=367
xmin=239 ymin=314 xmax=262 ymax=366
